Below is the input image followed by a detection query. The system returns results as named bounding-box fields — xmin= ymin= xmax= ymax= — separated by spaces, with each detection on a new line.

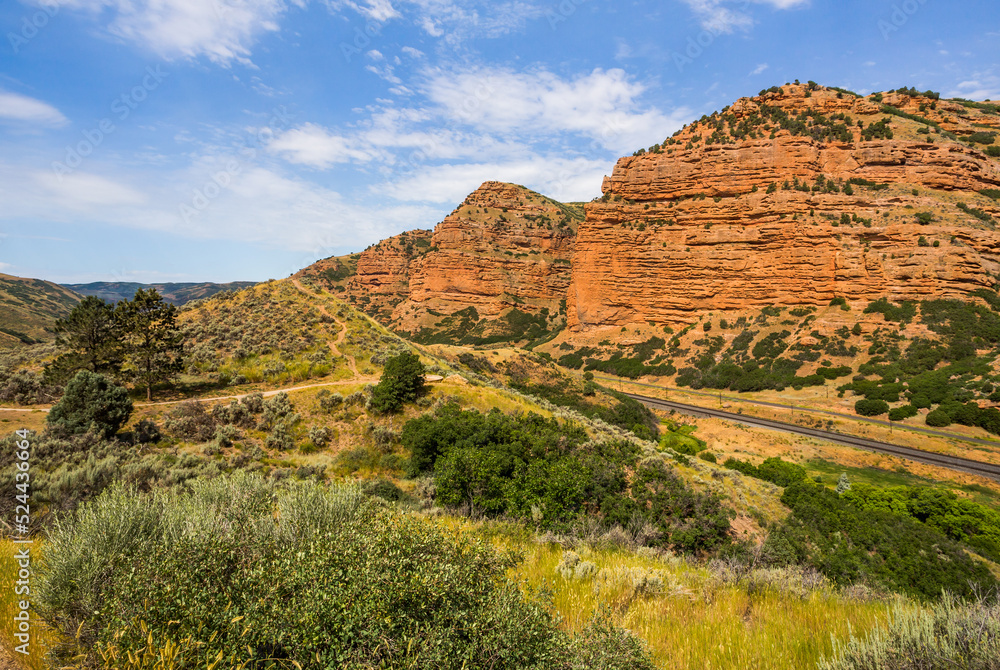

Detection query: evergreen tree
xmin=119 ymin=289 xmax=185 ymax=401
xmin=46 ymin=370 xmax=133 ymax=438
xmin=45 ymin=296 xmax=123 ymax=384
xmin=370 ymin=352 xmax=425 ymax=414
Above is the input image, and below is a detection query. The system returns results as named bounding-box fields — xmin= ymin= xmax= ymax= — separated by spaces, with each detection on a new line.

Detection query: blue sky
xmin=0 ymin=0 xmax=997 ymax=284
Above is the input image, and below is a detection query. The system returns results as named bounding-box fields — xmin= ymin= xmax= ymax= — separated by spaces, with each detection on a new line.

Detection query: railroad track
xmin=627 ymin=393 xmax=1000 ymax=482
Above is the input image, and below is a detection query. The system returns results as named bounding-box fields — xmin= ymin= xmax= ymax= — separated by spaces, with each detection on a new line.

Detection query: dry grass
xmin=0 ymin=540 xmax=62 ymax=669
xmin=437 ymin=517 xmax=897 ymax=670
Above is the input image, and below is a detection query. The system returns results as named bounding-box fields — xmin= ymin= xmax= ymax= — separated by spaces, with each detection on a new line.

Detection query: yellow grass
xmin=510 ymin=542 xmax=891 ymax=669
xmin=0 ymin=539 xmax=62 ymax=669
xmin=430 ymin=514 xmax=897 ymax=669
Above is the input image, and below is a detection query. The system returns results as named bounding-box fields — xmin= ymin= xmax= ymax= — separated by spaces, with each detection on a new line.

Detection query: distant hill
xmin=64 ymin=281 xmax=257 ymax=306
xmin=0 ymin=273 xmax=82 ymax=347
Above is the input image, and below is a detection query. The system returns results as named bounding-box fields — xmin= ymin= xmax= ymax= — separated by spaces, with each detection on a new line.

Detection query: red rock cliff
xmin=568 ymin=84 xmax=1000 ymax=330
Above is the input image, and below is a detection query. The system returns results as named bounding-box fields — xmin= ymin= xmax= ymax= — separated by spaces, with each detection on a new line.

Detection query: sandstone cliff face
xmin=297 ymin=182 xmax=580 ymax=341
xmin=569 ymin=85 xmax=1000 ymax=330
xmin=392 ymin=182 xmax=579 ymax=336
xmin=347 ymin=230 xmax=433 ymax=321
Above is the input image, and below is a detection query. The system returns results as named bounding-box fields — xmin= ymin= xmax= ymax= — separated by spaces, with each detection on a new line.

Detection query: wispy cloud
xmin=25 ymin=0 xmax=301 ymax=65
xmin=265 ymin=64 xmax=688 ymax=200
xmin=0 ymin=159 xmax=438 ymax=255
xmin=681 ymin=0 xmax=809 ymax=33
xmin=32 ymin=171 xmax=147 ymax=207
xmin=947 ymin=72 xmax=1000 ymax=101
xmin=325 ymin=0 xmax=546 ymax=43
xmin=0 ymin=90 xmax=68 ymax=127
xmin=421 ymin=66 xmax=687 ymax=152
xmin=267 ymin=122 xmax=381 ymax=167
xmin=380 ymin=157 xmax=610 ymax=204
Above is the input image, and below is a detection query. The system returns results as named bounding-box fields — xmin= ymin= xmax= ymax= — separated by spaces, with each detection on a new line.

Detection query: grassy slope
xmin=0 ymin=274 xmax=80 ymax=348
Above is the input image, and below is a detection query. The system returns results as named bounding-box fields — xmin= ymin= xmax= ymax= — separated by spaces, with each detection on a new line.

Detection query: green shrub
xmin=46 ymin=371 xmax=133 ymax=439
xmin=968 ymin=131 xmax=996 ymax=145
xmin=308 ymin=426 xmax=331 ymax=448
xmin=843 ymin=483 xmax=1000 ymax=563
xmin=404 ymin=405 xmax=729 ymax=552
xmin=855 ymin=398 xmax=890 ymax=416
xmin=773 ymin=482 xmax=997 ymax=600
xmin=863 ymin=298 xmax=916 ymax=323
xmin=722 ymin=457 xmax=806 ymax=487
xmin=265 ymin=420 xmax=295 ymax=451
xmin=957 ymin=202 xmax=996 ymax=225
xmin=36 ymin=474 xmax=657 ymax=669
xmin=370 ymin=352 xmax=426 ymax=413
xmin=888 ymin=405 xmax=918 ymax=421
xmin=164 ymin=400 xmax=217 ymax=441
xmin=818 ymin=594 xmax=1000 ymax=670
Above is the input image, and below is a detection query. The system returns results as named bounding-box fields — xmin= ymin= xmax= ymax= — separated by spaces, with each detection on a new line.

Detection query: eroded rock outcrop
xmin=568 ymin=85 xmax=1000 ymax=330
xmin=392 ymin=182 xmax=579 ymax=338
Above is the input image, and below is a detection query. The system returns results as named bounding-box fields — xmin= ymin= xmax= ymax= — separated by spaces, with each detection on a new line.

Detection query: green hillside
xmin=0 ymin=273 xmax=81 ymax=347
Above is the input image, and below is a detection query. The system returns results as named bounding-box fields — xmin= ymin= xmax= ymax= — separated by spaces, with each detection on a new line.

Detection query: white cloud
xmin=750 ymin=63 xmax=769 ymax=75
xmin=265 ymin=65 xmax=685 ymax=183
xmin=26 ymin=0 xmax=542 ymax=66
xmin=326 ymin=0 xmax=544 ymax=43
xmin=28 ymin=0 xmax=298 ymax=65
xmin=267 ymin=123 xmax=380 ymax=167
xmin=32 ymin=171 xmax=147 ymax=207
xmin=403 ymin=0 xmax=545 ymax=42
xmin=324 ymin=0 xmax=401 ymax=22
xmin=380 ymin=157 xmax=608 ymax=204
xmin=422 ymin=66 xmax=687 ymax=153
xmin=681 ymin=0 xmax=809 ymax=33
xmin=0 ymin=158 xmax=439 ymax=255
xmin=0 ymin=91 xmax=68 ymax=127
xmin=948 ymin=73 xmax=1000 ymax=101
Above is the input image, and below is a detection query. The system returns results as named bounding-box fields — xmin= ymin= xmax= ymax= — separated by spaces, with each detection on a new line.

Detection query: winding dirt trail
xmin=292 ymin=279 xmax=359 ymax=377
xmin=1 ymin=378 xmax=382 ymax=413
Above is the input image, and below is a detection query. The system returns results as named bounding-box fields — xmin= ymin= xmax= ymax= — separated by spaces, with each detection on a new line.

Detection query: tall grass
xmin=466 ymin=525 xmax=896 ymax=670
xmin=819 ymin=593 xmax=1000 ymax=670
xmin=0 ymin=539 xmax=63 ymax=670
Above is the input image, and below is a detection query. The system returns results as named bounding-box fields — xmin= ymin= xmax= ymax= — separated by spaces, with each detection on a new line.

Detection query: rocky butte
xmin=569 ymin=83 xmax=1000 ymax=331
xmin=300 ymin=181 xmax=581 ymax=342
xmin=301 ymin=84 xmax=1000 ymax=341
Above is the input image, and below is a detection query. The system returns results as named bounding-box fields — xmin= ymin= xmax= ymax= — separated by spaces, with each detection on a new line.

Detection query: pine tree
xmin=836 ymin=472 xmax=851 ymax=494
xmin=370 ymin=352 xmax=425 ymax=414
xmin=119 ymin=289 xmax=185 ymax=401
xmin=46 ymin=370 xmax=133 ymax=438
xmin=45 ymin=296 xmax=124 ymax=384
